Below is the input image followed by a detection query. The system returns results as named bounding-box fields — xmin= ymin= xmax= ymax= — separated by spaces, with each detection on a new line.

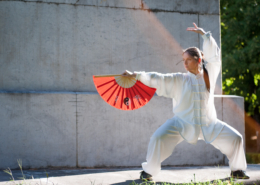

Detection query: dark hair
xmin=183 ymin=47 xmax=208 ymax=75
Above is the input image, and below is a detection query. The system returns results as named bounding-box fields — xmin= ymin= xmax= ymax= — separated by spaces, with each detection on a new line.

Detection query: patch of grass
xmin=129 ymin=179 xmax=243 ymax=185
xmin=246 ymin=153 xmax=260 ymax=164
xmin=3 ymin=159 xmax=57 ymax=185
xmin=129 ymin=173 xmax=250 ymax=185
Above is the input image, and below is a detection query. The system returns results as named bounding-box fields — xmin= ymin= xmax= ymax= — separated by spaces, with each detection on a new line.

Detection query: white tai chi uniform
xmin=134 ymin=32 xmax=247 ymax=176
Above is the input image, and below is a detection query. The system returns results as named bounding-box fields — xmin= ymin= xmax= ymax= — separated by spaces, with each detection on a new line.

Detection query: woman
xmin=122 ymin=23 xmax=249 ymax=180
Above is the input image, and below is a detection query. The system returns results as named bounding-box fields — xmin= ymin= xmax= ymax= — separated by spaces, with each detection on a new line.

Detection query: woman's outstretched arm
xmin=121 ymin=70 xmax=183 ymax=99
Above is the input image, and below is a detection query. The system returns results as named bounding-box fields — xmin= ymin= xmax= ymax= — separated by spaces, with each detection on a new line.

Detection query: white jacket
xmin=134 ymin=32 xmax=224 ymax=144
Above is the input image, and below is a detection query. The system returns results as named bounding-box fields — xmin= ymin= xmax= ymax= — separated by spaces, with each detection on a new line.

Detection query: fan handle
xmin=94 ymin=74 xmax=136 ymax=78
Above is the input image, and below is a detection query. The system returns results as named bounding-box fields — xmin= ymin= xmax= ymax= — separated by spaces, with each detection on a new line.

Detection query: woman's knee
xmin=150 ymin=118 xmax=179 ymax=141
xmin=233 ymin=132 xmax=243 ymax=143
xmin=222 ymin=124 xmax=243 ymax=143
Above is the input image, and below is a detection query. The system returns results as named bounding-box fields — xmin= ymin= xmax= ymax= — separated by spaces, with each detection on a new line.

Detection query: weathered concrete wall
xmin=0 ymin=0 xmax=221 ymax=94
xmin=0 ymin=0 xmax=239 ymax=170
xmin=0 ymin=92 xmax=244 ymax=169
xmin=0 ymin=93 xmax=77 ymax=169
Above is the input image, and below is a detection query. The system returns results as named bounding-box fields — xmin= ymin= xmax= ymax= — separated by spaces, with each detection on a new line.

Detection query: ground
xmin=0 ymin=165 xmax=259 ymax=185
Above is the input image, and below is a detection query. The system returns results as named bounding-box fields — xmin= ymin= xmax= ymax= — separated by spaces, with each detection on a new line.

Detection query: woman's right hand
xmin=186 ymin=23 xmax=206 ymax=35
xmin=121 ymin=70 xmax=137 ymax=78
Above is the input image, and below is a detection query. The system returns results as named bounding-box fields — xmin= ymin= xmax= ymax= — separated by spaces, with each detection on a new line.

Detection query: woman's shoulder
xmin=167 ymin=72 xmax=187 ymax=83
xmin=163 ymin=72 xmax=186 ymax=80
xmin=164 ymin=72 xmax=185 ymax=76
xmin=143 ymin=71 xmax=186 ymax=82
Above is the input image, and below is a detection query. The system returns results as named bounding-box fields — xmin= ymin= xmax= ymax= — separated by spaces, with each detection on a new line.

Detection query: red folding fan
xmin=93 ymin=74 xmax=156 ymax=111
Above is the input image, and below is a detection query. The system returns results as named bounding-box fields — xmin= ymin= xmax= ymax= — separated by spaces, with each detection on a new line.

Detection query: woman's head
xmin=182 ymin=47 xmax=203 ymax=74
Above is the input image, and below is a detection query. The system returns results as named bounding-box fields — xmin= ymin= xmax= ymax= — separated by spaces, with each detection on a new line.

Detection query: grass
xmin=129 ymin=179 xmax=242 ymax=185
xmin=129 ymin=178 xmax=256 ymax=185
xmin=3 ymin=159 xmax=56 ymax=185
xmin=129 ymin=172 xmax=259 ymax=185
xmin=246 ymin=153 xmax=260 ymax=164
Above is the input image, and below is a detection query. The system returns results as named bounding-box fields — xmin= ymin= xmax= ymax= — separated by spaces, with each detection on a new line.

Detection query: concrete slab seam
xmin=222 ymin=96 xmax=223 ymax=122
xmin=76 ymin=94 xmax=78 ymax=168
xmin=221 ymin=96 xmax=226 ymax=164
xmin=198 ymin=14 xmax=200 ymax=47
xmin=68 ymin=95 xmax=79 ymax=168
xmin=0 ymin=91 xmax=98 ymax=94
xmin=0 ymin=0 xmax=220 ymax=15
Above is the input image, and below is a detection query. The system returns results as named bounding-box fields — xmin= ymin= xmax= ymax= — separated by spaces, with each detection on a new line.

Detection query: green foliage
xmin=246 ymin=152 xmax=260 ymax=163
xmin=130 ymin=178 xmax=246 ymax=185
xmin=130 ymin=173 xmax=249 ymax=185
xmin=221 ymin=0 xmax=260 ymax=115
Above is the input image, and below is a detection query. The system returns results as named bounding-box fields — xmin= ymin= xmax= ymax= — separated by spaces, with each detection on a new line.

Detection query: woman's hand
xmin=186 ymin=23 xmax=205 ymax=35
xmin=121 ymin=70 xmax=137 ymax=78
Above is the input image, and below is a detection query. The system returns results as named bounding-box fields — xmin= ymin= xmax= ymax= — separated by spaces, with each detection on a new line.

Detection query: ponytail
xmin=202 ymin=59 xmax=208 ymax=75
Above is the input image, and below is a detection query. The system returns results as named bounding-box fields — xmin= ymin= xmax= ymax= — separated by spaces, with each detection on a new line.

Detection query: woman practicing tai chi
xmin=122 ymin=23 xmax=249 ymax=181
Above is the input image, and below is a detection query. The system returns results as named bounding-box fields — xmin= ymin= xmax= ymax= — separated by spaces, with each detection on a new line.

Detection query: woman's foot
xmin=140 ymin=170 xmax=153 ymax=181
xmin=230 ymin=170 xmax=250 ymax=179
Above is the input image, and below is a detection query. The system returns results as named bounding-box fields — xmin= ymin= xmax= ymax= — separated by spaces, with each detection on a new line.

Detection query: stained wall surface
xmin=0 ymin=0 xmax=221 ymax=94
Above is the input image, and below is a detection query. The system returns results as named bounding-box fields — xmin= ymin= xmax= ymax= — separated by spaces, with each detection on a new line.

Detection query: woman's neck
xmin=189 ymin=69 xmax=200 ymax=75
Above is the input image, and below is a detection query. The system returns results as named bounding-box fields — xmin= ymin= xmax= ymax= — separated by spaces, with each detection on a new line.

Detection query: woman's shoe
xmin=140 ymin=170 xmax=153 ymax=181
xmin=230 ymin=170 xmax=250 ymax=179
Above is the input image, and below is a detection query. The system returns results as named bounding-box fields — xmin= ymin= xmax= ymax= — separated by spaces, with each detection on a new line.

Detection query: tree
xmin=221 ymin=0 xmax=260 ymax=117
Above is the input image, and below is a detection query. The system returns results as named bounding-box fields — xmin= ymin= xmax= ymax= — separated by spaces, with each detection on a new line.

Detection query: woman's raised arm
xmin=186 ymin=22 xmax=221 ymax=89
xmin=186 ymin=22 xmax=220 ymax=64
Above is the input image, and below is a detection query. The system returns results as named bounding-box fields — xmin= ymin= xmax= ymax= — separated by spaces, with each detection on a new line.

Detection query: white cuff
xmin=134 ymin=71 xmax=145 ymax=81
xmin=201 ymin=31 xmax=211 ymax=40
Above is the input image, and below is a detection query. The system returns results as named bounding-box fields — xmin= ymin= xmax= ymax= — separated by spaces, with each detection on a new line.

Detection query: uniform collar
xmin=187 ymin=70 xmax=203 ymax=79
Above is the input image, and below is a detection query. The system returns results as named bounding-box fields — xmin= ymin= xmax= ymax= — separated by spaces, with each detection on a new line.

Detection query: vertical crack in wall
xmin=198 ymin=14 xmax=200 ymax=48
xmin=76 ymin=93 xmax=78 ymax=167
xmin=222 ymin=96 xmax=226 ymax=165
xmin=75 ymin=93 xmax=84 ymax=168
xmin=68 ymin=95 xmax=80 ymax=167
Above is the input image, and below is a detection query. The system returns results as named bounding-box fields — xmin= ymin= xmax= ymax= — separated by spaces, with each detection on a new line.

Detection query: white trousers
xmin=142 ymin=118 xmax=247 ymax=176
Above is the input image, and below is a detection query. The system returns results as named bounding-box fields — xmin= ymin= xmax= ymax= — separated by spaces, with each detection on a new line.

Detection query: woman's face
xmin=182 ymin=52 xmax=199 ymax=74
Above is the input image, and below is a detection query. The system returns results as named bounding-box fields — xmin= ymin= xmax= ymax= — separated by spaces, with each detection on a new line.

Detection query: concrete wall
xmin=0 ymin=92 xmax=244 ymax=169
xmin=0 ymin=93 xmax=77 ymax=169
xmin=0 ymin=0 xmax=221 ymax=94
xmin=0 ymin=0 xmax=243 ymax=170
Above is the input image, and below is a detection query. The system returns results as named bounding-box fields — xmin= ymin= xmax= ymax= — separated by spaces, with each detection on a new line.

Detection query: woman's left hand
xmin=121 ymin=70 xmax=137 ymax=78
xmin=186 ymin=23 xmax=205 ymax=35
